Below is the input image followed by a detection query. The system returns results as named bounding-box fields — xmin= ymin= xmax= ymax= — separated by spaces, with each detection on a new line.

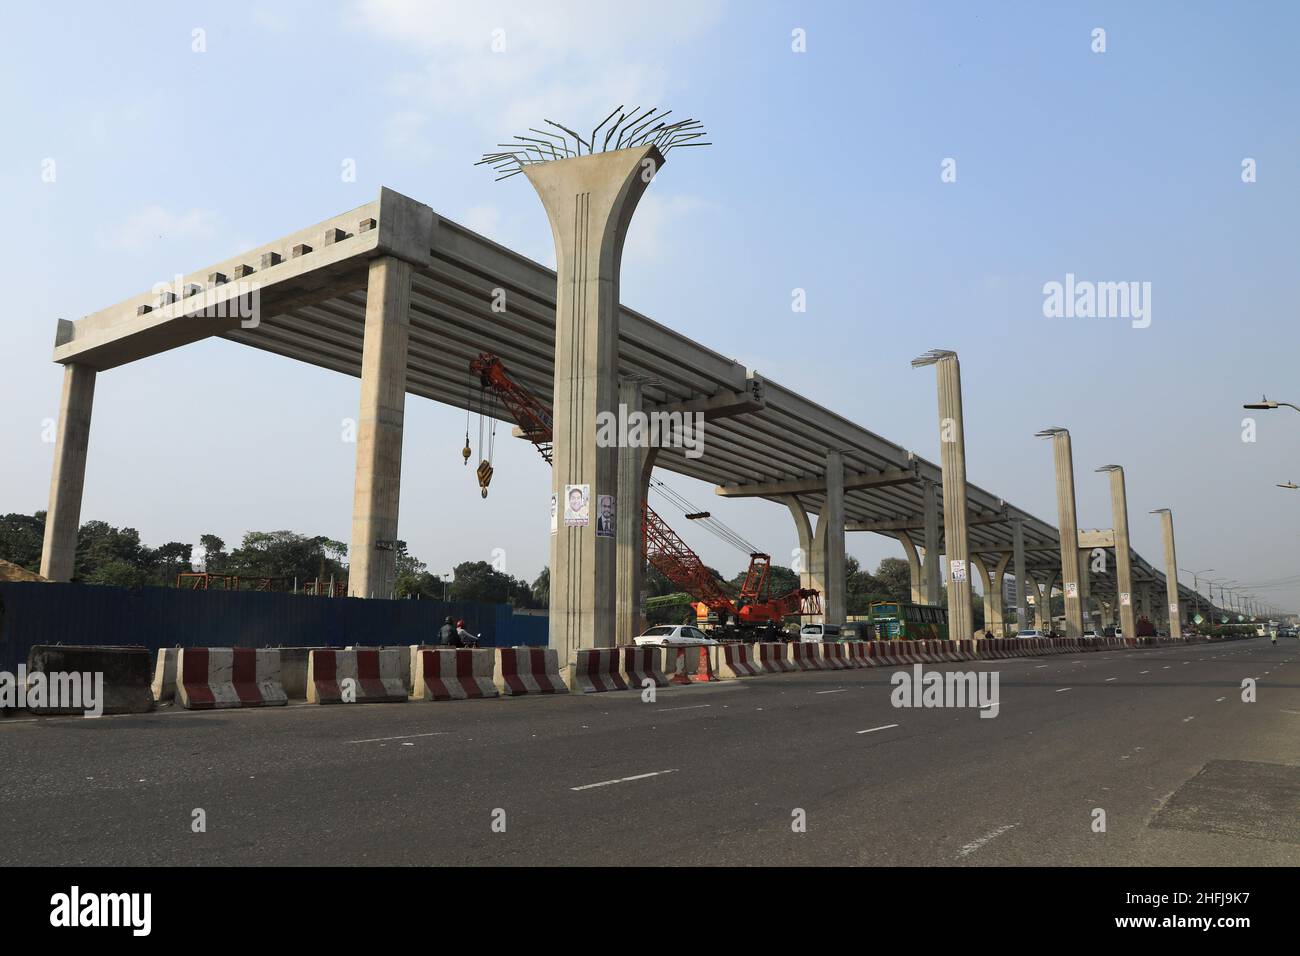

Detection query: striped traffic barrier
xmin=496 ymin=647 xmax=569 ymax=696
xmin=414 ymin=648 xmax=499 ymax=701
xmin=620 ymin=646 xmax=669 ymax=687
xmin=844 ymin=641 xmax=873 ymax=668
xmin=307 ymin=649 xmax=406 ymax=704
xmin=754 ymin=642 xmax=795 ymax=673
xmin=177 ymin=647 xmax=288 ymax=710
xmin=819 ymin=642 xmax=852 ymax=670
xmin=788 ymin=642 xmax=827 ymax=671
xmin=715 ymin=643 xmax=762 ymax=679
xmin=573 ymin=648 xmax=629 ymax=694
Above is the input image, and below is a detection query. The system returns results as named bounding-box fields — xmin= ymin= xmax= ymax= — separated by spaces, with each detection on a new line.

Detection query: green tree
xmin=874 ymin=557 xmax=911 ymax=603
xmin=226 ymin=530 xmax=347 ymax=583
xmin=198 ymin=533 xmax=227 ymax=571
xmin=0 ymin=512 xmax=45 ymax=573
xmin=531 ymin=566 xmax=550 ymax=606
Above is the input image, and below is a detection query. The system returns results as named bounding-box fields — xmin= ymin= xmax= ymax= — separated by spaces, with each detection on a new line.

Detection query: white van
xmin=800 ymin=623 xmax=842 ymax=643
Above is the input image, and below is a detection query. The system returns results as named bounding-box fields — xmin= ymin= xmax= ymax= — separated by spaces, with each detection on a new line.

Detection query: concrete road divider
xmin=496 ymin=647 xmax=569 ymax=696
xmin=307 ymin=648 xmax=407 ymax=704
xmin=715 ymin=643 xmax=762 ymax=678
xmin=274 ymin=647 xmax=328 ymax=700
xmin=844 ymin=641 xmax=873 ymax=668
xmin=573 ymin=648 xmax=629 ymax=693
xmin=176 ymin=648 xmax=288 ymax=709
xmin=26 ymin=645 xmax=153 ymax=716
xmin=870 ymin=640 xmax=900 ymax=666
xmin=414 ymin=648 xmax=499 ymax=701
xmin=152 ymin=647 xmax=178 ymax=703
xmin=820 ymin=642 xmax=852 ymax=670
xmin=788 ymin=642 xmax=827 ymax=671
xmin=754 ymin=642 xmax=795 ymax=673
xmin=620 ymin=646 xmax=668 ymax=687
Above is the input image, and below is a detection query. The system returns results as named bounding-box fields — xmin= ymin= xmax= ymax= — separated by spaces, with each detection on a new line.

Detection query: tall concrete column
xmin=615 ymin=379 xmax=659 ymax=645
xmin=1079 ymin=547 xmax=1092 ymax=630
xmin=1098 ymin=465 xmax=1137 ymax=640
xmin=1153 ymin=508 xmax=1182 ymax=639
xmin=786 ymin=496 xmax=816 ymax=600
xmin=899 ymin=532 xmax=925 ymax=604
xmin=522 ymin=146 xmax=660 ymax=668
xmin=348 ymin=256 xmax=412 ymax=599
xmin=1038 ymin=428 xmax=1084 ymax=639
xmin=913 ymin=350 xmax=971 ymax=640
xmin=1011 ymin=517 xmax=1028 ymax=631
xmin=922 ymin=479 xmax=941 ymax=604
xmin=822 ymin=450 xmax=846 ymax=625
xmin=971 ymin=555 xmax=1007 ymax=636
xmin=39 ymin=363 xmax=97 ymax=581
xmin=1037 ymin=575 xmax=1057 ymax=633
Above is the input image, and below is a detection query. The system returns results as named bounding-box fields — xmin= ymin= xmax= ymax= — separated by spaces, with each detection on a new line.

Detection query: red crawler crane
xmin=467 ymin=352 xmax=820 ymax=632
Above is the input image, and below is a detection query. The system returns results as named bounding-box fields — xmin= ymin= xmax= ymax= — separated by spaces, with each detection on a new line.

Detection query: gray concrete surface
xmin=0 ymin=638 xmax=1294 ymax=866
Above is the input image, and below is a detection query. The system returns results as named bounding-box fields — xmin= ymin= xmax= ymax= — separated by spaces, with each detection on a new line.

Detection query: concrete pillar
xmin=1154 ymin=509 xmax=1182 ymax=639
xmin=786 ymin=496 xmax=816 ymax=599
xmin=1011 ymin=517 xmax=1028 ymax=632
xmin=615 ymin=380 xmax=658 ymax=645
xmin=822 ymin=450 xmax=846 ymax=625
xmin=1100 ymin=466 xmax=1137 ymax=640
xmin=899 ymin=532 xmax=925 ymax=604
xmin=39 ymin=363 xmax=97 ymax=581
xmin=915 ymin=351 xmax=972 ymax=640
xmin=1040 ymin=428 xmax=1084 ymax=639
xmin=922 ymin=479 xmax=941 ymax=604
xmin=971 ymin=555 xmax=1007 ymax=636
xmin=348 ymin=256 xmax=412 ymax=599
xmin=1037 ymin=576 xmax=1056 ymax=633
xmin=522 ymin=146 xmax=659 ymax=668
xmin=1079 ymin=546 xmax=1092 ymax=630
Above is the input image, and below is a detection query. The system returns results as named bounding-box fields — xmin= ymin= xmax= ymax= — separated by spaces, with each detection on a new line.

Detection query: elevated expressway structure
xmin=40 ymin=187 xmax=1215 ymax=644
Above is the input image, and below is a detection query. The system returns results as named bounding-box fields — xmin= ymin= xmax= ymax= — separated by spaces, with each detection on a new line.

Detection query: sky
xmin=2 ymin=1 xmax=1298 ymax=613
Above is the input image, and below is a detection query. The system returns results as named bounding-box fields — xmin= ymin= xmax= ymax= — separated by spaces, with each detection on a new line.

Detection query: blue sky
xmin=3 ymin=1 xmax=1298 ymax=611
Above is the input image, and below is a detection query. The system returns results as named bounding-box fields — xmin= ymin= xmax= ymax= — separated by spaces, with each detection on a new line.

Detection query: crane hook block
xmin=476 ymin=459 xmax=494 ymax=497
xmin=462 ymin=437 xmax=472 ymax=465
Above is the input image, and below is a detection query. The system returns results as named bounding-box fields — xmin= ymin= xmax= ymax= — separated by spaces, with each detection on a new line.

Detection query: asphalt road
xmin=1 ymin=637 xmax=1296 ymax=866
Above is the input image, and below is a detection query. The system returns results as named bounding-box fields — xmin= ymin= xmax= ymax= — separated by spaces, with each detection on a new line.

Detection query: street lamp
xmin=1277 ymin=482 xmax=1298 ymax=490
xmin=1243 ymin=396 xmax=1300 ymax=412
xmin=1181 ymin=567 xmax=1213 ymax=622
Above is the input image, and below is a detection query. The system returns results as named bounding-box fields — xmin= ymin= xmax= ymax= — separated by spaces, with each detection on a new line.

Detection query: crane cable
xmin=648 ymin=477 xmax=759 ymax=554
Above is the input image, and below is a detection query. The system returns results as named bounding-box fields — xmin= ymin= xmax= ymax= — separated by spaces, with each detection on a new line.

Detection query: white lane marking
xmin=1056 ymin=687 xmax=1072 ymax=693
xmin=1216 ymin=697 xmax=1226 ymax=702
xmin=1071 ymin=661 xmax=1082 ymax=664
xmin=857 ymin=723 xmax=900 ymax=735
xmin=1140 ymin=670 xmax=1150 ymax=674
xmin=348 ymin=732 xmax=448 ymax=744
xmin=1280 ymin=710 xmax=1300 ymax=716
xmin=815 ymin=689 xmax=848 ymax=695
xmin=1105 ymin=677 xmax=1117 ymax=682
xmin=958 ymin=823 xmax=1019 ymax=858
xmin=1162 ymin=666 xmax=1171 ymax=670
xmin=1035 ymin=665 xmax=1048 ymax=669
xmin=571 ymin=769 xmax=677 ymax=791
xmin=657 ymin=704 xmax=711 ymax=712
xmin=1182 ymin=716 xmax=1195 ymax=723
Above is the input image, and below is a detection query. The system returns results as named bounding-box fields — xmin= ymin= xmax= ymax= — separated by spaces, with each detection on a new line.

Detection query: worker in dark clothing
xmin=438 ymin=616 xmax=459 ymax=647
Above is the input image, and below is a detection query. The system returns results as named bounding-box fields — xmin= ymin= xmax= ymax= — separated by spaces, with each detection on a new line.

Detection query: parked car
xmin=633 ymin=624 xmax=717 ymax=647
xmin=1082 ymin=628 xmax=1100 ymax=639
xmin=799 ymin=623 xmax=843 ymax=643
xmin=1015 ymin=629 xmax=1045 ymax=640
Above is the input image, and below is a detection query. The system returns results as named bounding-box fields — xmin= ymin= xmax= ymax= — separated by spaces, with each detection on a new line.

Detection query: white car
xmin=799 ymin=623 xmax=842 ymax=643
xmin=633 ymin=625 xmax=718 ymax=647
xmin=1015 ymin=629 xmax=1045 ymax=640
xmin=1082 ymin=629 xmax=1100 ymax=639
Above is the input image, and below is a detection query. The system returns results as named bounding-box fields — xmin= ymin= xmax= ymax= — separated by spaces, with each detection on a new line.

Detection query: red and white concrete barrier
xmin=176 ymin=647 xmax=288 ymax=709
xmin=620 ymin=646 xmax=669 ymax=687
xmin=496 ymin=647 xmax=569 ymax=696
xmin=788 ymin=642 xmax=827 ymax=671
xmin=754 ymin=642 xmax=795 ymax=673
xmin=414 ymin=648 xmax=499 ymax=701
xmin=307 ymin=649 xmax=407 ymax=704
xmin=573 ymin=648 xmax=629 ymax=693
xmin=819 ymin=642 xmax=852 ymax=670
xmin=844 ymin=641 xmax=873 ymax=668
xmin=715 ymin=643 xmax=762 ymax=678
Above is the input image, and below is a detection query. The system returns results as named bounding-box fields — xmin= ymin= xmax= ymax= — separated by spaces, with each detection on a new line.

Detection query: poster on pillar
xmin=550 ymin=493 xmax=558 ymax=535
xmin=596 ymin=495 xmax=615 ymax=538
xmin=563 ymin=485 xmax=590 ymax=527
xmin=1065 ymin=582 xmax=1078 ymax=598
xmin=1169 ymin=603 xmax=1180 ymax=614
xmin=1120 ymin=592 xmax=1131 ymax=606
xmin=950 ymin=559 xmax=967 ymax=584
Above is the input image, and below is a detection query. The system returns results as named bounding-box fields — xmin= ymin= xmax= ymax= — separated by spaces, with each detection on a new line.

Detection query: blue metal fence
xmin=0 ymin=582 xmax=547 ymax=672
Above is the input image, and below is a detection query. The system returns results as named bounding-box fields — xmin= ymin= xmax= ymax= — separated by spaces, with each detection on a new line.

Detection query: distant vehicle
xmin=1114 ymin=627 xmax=1124 ymax=640
xmin=868 ymin=601 xmax=949 ymax=640
xmin=1082 ymin=628 xmax=1100 ymax=639
xmin=839 ymin=621 xmax=873 ymax=642
xmin=633 ymin=625 xmax=717 ymax=647
xmin=799 ymin=623 xmax=843 ymax=643
xmin=1015 ymin=629 xmax=1045 ymax=640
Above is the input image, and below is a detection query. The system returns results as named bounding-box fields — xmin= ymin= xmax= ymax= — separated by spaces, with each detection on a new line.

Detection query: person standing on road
xmin=438 ymin=616 xmax=459 ymax=647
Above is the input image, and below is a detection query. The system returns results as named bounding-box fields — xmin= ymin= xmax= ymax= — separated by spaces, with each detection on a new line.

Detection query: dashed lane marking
xmin=571 ymin=769 xmax=678 ymax=791
xmin=856 ymin=723 xmax=900 ymax=735
xmin=815 ymin=689 xmax=848 ymax=695
xmin=1056 ymin=687 xmax=1072 ymax=693
xmin=957 ymin=823 xmax=1019 ymax=859
xmin=348 ymin=732 xmax=449 ymax=744
xmin=656 ymin=704 xmax=711 ymax=713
